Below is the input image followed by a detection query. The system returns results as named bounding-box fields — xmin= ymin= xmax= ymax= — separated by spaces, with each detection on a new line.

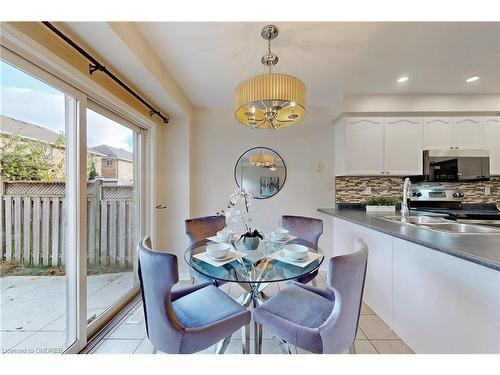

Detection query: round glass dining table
xmin=184 ymin=237 xmax=324 ymax=308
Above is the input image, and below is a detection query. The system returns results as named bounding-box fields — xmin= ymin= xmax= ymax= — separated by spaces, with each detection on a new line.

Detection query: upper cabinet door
xmin=452 ymin=117 xmax=483 ymax=149
xmin=482 ymin=117 xmax=500 ymax=175
xmin=423 ymin=117 xmax=453 ymax=149
xmin=384 ymin=117 xmax=423 ymax=175
xmin=345 ymin=117 xmax=384 ymax=175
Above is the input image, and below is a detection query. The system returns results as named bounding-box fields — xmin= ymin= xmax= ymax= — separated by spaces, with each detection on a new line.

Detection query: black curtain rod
xmin=42 ymin=21 xmax=169 ymax=124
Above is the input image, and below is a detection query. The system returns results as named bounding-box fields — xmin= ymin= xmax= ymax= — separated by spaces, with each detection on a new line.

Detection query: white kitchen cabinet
xmin=452 ymin=117 xmax=483 ymax=149
xmin=344 ymin=117 xmax=384 ymax=175
xmin=482 ymin=117 xmax=500 ymax=175
xmin=384 ymin=117 xmax=423 ymax=175
xmin=333 ymin=218 xmax=394 ymax=327
xmin=333 ymin=116 xmax=346 ymax=175
xmin=423 ymin=117 xmax=453 ymax=149
xmin=336 ymin=117 xmax=422 ymax=176
xmin=392 ymin=238 xmax=500 ymax=354
xmin=332 ymin=217 xmax=500 ymax=354
xmin=334 ymin=115 xmax=490 ymax=177
xmin=423 ymin=117 xmax=484 ymax=150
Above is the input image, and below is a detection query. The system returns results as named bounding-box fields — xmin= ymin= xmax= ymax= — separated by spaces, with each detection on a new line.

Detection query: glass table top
xmin=184 ymin=237 xmax=324 ymax=284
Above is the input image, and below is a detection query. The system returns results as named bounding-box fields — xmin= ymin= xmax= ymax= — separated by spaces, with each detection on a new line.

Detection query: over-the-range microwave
xmin=422 ymin=149 xmax=490 ymax=182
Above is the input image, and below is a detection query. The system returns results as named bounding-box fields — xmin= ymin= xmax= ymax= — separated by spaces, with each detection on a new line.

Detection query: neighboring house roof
xmin=1 ymin=115 xmax=116 ymax=158
xmin=89 ymin=144 xmax=133 ymax=162
xmin=0 ymin=114 xmax=61 ymax=145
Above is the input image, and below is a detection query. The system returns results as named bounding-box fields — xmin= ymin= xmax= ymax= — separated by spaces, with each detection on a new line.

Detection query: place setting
xmin=192 ymin=242 xmax=247 ymax=267
xmin=206 ymin=227 xmax=238 ymax=244
xmin=267 ymin=243 xmax=321 ymax=267
xmin=268 ymin=228 xmax=297 ymax=244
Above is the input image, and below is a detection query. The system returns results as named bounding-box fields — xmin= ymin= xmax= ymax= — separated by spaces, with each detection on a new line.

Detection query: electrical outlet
xmin=364 ymin=186 xmax=372 ymax=195
xmin=317 ymin=161 xmax=324 ymax=173
xmin=485 ymin=186 xmax=491 ymax=196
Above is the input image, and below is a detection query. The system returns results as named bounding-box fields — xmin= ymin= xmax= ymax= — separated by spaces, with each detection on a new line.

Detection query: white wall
xmin=190 ymin=107 xmax=336 ymax=270
xmin=343 ymin=94 xmax=500 ymax=113
xmin=154 ymin=115 xmax=191 ymax=270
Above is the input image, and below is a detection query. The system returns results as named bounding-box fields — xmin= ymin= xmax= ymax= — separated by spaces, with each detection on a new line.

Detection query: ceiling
xmin=61 ymin=22 xmax=190 ymax=117
xmin=136 ymin=22 xmax=500 ymax=107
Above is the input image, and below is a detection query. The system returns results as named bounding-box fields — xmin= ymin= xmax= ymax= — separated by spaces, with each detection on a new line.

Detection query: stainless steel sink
xmin=381 ymin=216 xmax=446 ymax=225
xmin=421 ymin=222 xmax=500 ymax=234
xmin=379 ymin=215 xmax=500 ymax=234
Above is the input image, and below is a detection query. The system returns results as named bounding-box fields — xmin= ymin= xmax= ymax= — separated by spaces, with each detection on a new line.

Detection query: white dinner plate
xmin=284 ymin=254 xmax=308 ymax=262
xmin=271 ymin=234 xmax=297 ymax=243
xmin=207 ymin=253 xmax=232 ymax=261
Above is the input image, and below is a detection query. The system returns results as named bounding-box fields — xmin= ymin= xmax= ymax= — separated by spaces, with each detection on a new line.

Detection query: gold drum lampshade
xmin=234 ymin=25 xmax=306 ymax=130
xmin=250 ymin=152 xmax=275 ymax=168
xmin=235 ymin=73 xmax=306 ymax=129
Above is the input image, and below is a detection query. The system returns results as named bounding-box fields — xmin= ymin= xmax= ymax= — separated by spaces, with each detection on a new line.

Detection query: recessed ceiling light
xmin=466 ymin=76 xmax=479 ymax=83
xmin=397 ymin=76 xmax=409 ymax=83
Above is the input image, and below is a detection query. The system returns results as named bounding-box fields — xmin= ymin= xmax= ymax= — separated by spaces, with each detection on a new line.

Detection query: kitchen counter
xmin=318 ymin=208 xmax=500 ymax=271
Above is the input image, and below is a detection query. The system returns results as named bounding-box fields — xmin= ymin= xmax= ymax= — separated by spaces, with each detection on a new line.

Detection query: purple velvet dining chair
xmin=253 ymin=239 xmax=368 ymax=354
xmin=281 ymin=215 xmax=323 ymax=285
xmin=137 ymin=237 xmax=251 ymax=354
xmin=185 ymin=215 xmax=226 ymax=286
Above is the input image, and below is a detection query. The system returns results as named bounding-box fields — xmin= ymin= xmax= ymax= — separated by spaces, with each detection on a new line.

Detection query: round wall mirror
xmin=234 ymin=147 xmax=287 ymax=199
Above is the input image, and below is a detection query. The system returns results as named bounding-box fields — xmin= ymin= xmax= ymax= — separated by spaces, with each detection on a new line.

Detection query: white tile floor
xmin=91 ymin=273 xmax=413 ymax=354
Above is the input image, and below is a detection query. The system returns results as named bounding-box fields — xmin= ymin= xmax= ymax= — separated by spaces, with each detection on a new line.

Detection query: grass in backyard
xmin=0 ymin=260 xmax=132 ymax=277
xmin=0 ymin=261 xmax=65 ymax=276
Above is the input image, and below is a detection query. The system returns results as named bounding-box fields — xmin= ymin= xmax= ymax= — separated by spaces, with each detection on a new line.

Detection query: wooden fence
xmin=0 ymin=180 xmax=135 ymax=269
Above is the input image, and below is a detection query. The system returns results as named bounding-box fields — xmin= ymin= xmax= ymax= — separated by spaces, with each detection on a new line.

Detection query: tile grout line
xmin=132 ymin=338 xmax=146 ymax=354
xmin=7 ymin=310 xmax=65 ymax=351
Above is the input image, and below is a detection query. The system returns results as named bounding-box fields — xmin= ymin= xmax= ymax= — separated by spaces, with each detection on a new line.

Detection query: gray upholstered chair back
xmin=185 ymin=215 xmax=226 ymax=246
xmin=281 ymin=215 xmax=323 ymax=247
xmin=321 ymin=239 xmax=368 ymax=353
xmin=137 ymin=237 xmax=184 ymax=353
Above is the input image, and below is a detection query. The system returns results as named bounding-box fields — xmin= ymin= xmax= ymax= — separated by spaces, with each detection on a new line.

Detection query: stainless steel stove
xmin=410 ymin=187 xmax=500 ymax=228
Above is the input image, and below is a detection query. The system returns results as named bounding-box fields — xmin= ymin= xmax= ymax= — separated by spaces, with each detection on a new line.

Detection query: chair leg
xmin=214 ymin=335 xmax=232 ymax=354
xmin=152 ymin=347 xmax=157 ymax=354
xmin=348 ymin=343 xmax=357 ymax=354
xmin=254 ymin=323 xmax=263 ymax=354
xmin=241 ymin=324 xmax=250 ymax=354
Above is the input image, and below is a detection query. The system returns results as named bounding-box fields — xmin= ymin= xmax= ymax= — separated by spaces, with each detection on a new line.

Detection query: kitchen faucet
xmin=401 ymin=177 xmax=411 ymax=222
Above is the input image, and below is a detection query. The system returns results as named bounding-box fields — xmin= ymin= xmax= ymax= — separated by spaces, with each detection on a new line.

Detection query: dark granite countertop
xmin=317 ymin=208 xmax=500 ymax=272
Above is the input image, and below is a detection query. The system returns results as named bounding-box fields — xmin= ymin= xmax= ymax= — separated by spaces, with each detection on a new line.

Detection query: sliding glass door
xmin=0 ymin=57 xmax=80 ymax=353
xmin=85 ymin=104 xmax=141 ymax=328
xmin=1 ymin=46 xmax=148 ymax=353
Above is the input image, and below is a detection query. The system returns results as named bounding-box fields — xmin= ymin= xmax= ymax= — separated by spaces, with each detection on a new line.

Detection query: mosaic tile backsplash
xmin=335 ymin=176 xmax=500 ymax=204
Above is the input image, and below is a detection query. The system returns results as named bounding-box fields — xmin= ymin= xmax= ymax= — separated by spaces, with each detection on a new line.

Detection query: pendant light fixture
xmin=250 ymin=149 xmax=276 ymax=168
xmin=234 ymin=25 xmax=306 ymax=130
